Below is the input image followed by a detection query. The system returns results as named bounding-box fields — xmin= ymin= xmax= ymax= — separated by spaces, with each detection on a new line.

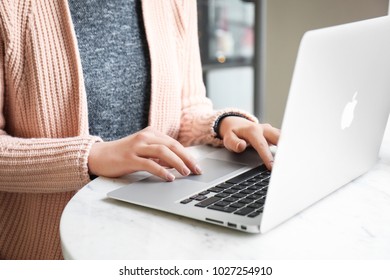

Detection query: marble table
xmin=60 ymin=118 xmax=390 ymax=260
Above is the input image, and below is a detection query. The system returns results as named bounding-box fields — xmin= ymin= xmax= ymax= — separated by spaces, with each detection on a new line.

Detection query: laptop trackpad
xmin=107 ymin=158 xmax=247 ymax=204
xmin=184 ymin=158 xmax=245 ymax=183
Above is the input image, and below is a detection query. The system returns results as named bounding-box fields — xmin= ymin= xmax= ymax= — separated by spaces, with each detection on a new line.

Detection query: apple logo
xmin=341 ymin=92 xmax=358 ymax=130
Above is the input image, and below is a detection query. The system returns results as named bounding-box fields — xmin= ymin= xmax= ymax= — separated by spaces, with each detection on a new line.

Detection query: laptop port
xmin=227 ymin=222 xmax=237 ymax=228
xmin=205 ymin=218 xmax=223 ymax=224
xmin=240 ymin=225 xmax=247 ymax=230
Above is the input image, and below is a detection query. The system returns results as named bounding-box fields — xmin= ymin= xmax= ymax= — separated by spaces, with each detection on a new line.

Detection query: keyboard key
xmin=180 ymin=199 xmax=193 ymax=204
xmin=255 ymin=199 xmax=266 ymax=205
xmin=238 ymin=181 xmax=252 ymax=187
xmin=247 ymin=194 xmax=261 ymax=200
xmin=239 ymin=189 xmax=255 ymax=195
xmin=239 ymin=198 xmax=254 ymax=204
xmin=208 ymin=205 xmax=236 ymax=213
xmin=247 ymin=178 xmax=259 ymax=183
xmin=208 ymin=187 xmax=224 ymax=193
xmin=254 ymin=190 xmax=267 ymax=196
xmin=230 ymin=202 xmax=245 ymax=208
xmin=195 ymin=196 xmax=221 ymax=207
xmin=248 ymin=211 xmax=261 ymax=218
xmin=248 ymin=202 xmax=262 ymax=208
xmin=230 ymin=185 xmax=247 ymax=190
xmin=189 ymin=194 xmax=208 ymax=201
xmin=223 ymin=197 xmax=238 ymax=203
xmin=222 ymin=188 xmax=237 ymax=194
xmin=247 ymin=185 xmax=262 ymax=191
xmin=254 ymin=181 xmax=268 ymax=187
xmin=199 ymin=190 xmax=210 ymax=195
xmin=194 ymin=195 xmax=207 ymax=201
xmin=215 ymin=193 xmax=230 ymax=198
xmin=254 ymin=171 xmax=269 ymax=179
xmin=215 ymin=183 xmax=234 ymax=189
xmin=214 ymin=201 xmax=231 ymax=207
xmin=234 ymin=207 xmax=255 ymax=216
xmin=231 ymin=193 xmax=246 ymax=199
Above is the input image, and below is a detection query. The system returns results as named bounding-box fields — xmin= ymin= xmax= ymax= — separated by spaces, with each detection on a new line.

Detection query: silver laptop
xmin=108 ymin=16 xmax=390 ymax=233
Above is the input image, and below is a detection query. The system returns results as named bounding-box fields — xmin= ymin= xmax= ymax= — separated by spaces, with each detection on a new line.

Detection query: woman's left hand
xmin=219 ymin=116 xmax=281 ymax=170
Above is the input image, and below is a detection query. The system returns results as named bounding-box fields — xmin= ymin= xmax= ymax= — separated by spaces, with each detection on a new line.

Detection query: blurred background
xmin=197 ymin=0 xmax=389 ymax=128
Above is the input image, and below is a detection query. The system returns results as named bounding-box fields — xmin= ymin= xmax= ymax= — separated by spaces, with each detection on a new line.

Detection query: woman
xmin=0 ymin=0 xmax=279 ymax=259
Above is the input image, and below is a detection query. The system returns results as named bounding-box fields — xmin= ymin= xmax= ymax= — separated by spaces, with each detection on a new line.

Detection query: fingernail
xmin=182 ymin=167 xmax=191 ymax=176
xmin=235 ymin=140 xmax=246 ymax=152
xmin=195 ymin=164 xmax=203 ymax=175
xmin=166 ymin=173 xmax=175 ymax=182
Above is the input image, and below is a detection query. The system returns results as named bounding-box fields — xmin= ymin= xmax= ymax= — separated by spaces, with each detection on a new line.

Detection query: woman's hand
xmin=88 ymin=126 xmax=201 ymax=181
xmin=219 ymin=116 xmax=281 ymax=170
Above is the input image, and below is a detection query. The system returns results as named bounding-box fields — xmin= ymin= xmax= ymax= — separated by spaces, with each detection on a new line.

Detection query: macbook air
xmin=108 ymin=15 xmax=390 ymax=233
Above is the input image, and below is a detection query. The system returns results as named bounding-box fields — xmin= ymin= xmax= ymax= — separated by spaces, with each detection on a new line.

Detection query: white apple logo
xmin=341 ymin=92 xmax=358 ymax=130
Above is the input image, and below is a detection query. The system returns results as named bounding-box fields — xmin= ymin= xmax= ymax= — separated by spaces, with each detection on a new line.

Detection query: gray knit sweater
xmin=68 ymin=0 xmax=151 ymax=141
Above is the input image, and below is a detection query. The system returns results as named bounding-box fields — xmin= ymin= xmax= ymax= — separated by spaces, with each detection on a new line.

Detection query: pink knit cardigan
xmin=0 ymin=0 xmax=256 ymax=259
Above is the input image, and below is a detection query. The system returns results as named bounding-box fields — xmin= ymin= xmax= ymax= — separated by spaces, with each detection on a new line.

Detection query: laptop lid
xmin=261 ymin=16 xmax=390 ymax=232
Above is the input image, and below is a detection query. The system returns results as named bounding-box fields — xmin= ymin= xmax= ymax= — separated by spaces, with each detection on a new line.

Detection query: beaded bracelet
xmin=213 ymin=112 xmax=250 ymax=139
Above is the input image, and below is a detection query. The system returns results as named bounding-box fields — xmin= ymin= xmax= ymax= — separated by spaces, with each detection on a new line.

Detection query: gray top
xmin=68 ymin=0 xmax=151 ymax=141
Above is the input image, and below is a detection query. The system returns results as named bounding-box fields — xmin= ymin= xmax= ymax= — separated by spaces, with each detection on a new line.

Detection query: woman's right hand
xmin=88 ymin=126 xmax=202 ymax=181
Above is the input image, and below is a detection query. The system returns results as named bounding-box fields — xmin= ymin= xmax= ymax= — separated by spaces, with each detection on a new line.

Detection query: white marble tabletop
xmin=60 ymin=118 xmax=390 ymax=260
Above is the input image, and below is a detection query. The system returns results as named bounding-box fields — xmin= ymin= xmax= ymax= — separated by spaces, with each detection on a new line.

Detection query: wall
xmin=207 ymin=67 xmax=254 ymax=114
xmin=263 ymin=0 xmax=388 ymax=127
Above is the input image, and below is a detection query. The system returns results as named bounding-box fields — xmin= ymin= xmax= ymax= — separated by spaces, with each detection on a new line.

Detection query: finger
xmin=223 ymin=131 xmax=247 ymax=153
xmin=255 ymin=138 xmax=274 ymax=170
xmin=236 ymin=127 xmax=275 ymax=170
xmin=250 ymin=136 xmax=274 ymax=170
xmin=263 ymin=124 xmax=281 ymax=145
xmin=138 ymin=144 xmax=193 ymax=177
xmin=135 ymin=157 xmax=176 ymax=182
xmin=147 ymin=134 xmax=202 ymax=175
xmin=150 ymin=158 xmax=174 ymax=169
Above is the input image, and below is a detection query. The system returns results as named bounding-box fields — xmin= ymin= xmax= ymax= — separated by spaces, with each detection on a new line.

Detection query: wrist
xmin=88 ymin=142 xmax=105 ymax=177
xmin=213 ymin=112 xmax=250 ymax=139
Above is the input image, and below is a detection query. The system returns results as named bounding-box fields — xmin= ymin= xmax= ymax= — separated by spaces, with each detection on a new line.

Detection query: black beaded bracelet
xmin=213 ymin=112 xmax=249 ymax=139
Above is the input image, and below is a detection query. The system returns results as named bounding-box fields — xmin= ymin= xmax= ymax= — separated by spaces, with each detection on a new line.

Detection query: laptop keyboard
xmin=180 ymin=165 xmax=270 ymax=218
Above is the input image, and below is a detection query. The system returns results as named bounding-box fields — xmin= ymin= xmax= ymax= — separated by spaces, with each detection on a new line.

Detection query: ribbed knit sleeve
xmin=0 ymin=135 xmax=101 ymax=193
xmin=176 ymin=0 xmax=258 ymax=146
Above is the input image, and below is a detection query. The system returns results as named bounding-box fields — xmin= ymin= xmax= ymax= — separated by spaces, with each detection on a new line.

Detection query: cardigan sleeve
xmin=0 ymin=135 xmax=102 ymax=194
xmin=0 ymin=14 xmax=102 ymax=194
xmin=177 ymin=0 xmax=258 ymax=147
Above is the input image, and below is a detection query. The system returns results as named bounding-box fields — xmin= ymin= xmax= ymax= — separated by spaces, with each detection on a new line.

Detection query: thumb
xmin=223 ymin=131 xmax=247 ymax=153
